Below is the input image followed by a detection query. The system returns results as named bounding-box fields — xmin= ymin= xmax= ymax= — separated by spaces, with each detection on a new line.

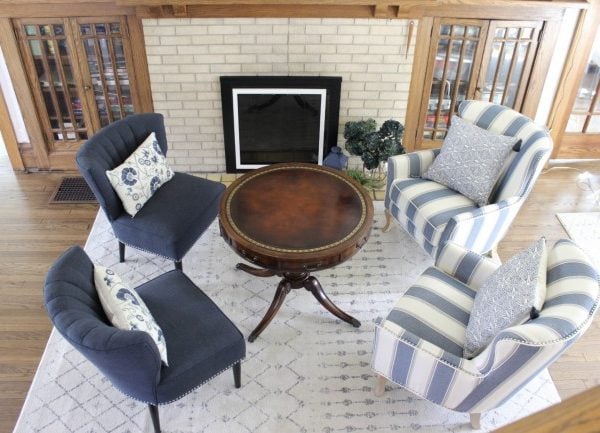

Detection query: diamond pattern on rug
xmin=13 ymin=203 xmax=560 ymax=433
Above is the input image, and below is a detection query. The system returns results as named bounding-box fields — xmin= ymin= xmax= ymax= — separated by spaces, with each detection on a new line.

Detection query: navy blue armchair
xmin=44 ymin=246 xmax=246 ymax=433
xmin=76 ymin=113 xmax=225 ymax=270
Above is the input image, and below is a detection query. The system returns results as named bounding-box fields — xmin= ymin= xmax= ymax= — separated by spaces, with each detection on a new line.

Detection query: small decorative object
xmin=344 ymin=118 xmax=405 ymax=180
xmin=323 ymin=146 xmax=349 ymax=170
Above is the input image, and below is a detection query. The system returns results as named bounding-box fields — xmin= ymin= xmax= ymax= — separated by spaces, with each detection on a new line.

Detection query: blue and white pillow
xmin=106 ymin=132 xmax=174 ymax=217
xmin=423 ymin=116 xmax=519 ymax=206
xmin=94 ymin=265 xmax=168 ymax=365
xmin=463 ymin=238 xmax=547 ymax=358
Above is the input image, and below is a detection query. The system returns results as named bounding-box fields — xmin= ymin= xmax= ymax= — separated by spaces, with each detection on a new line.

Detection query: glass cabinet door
xmin=18 ymin=20 xmax=89 ymax=151
xmin=476 ymin=21 xmax=542 ymax=110
xmin=419 ymin=19 xmax=488 ymax=145
xmin=76 ymin=18 xmax=134 ymax=128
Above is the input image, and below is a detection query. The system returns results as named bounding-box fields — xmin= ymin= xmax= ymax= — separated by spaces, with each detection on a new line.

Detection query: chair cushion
xmin=136 ymin=270 xmax=245 ymax=404
xmin=111 ymin=173 xmax=225 ymax=261
xmin=464 ymin=238 xmax=547 ymax=358
xmin=94 ymin=265 xmax=168 ymax=365
xmin=388 ymin=177 xmax=478 ymax=248
xmin=383 ymin=267 xmax=477 ymax=357
xmin=423 ymin=116 xmax=518 ymax=206
xmin=106 ymin=132 xmax=174 ymax=217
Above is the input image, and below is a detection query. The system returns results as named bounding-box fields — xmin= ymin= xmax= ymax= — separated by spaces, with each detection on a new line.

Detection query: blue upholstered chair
xmin=371 ymin=240 xmax=599 ymax=428
xmin=383 ymin=101 xmax=553 ymax=258
xmin=44 ymin=246 xmax=246 ymax=433
xmin=76 ymin=113 xmax=225 ymax=270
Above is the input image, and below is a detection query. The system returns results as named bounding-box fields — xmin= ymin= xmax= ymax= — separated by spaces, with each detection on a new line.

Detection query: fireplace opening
xmin=220 ymin=76 xmax=342 ymax=172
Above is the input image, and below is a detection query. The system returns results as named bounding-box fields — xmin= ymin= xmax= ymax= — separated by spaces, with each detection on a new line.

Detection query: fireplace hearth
xmin=220 ymin=76 xmax=342 ymax=172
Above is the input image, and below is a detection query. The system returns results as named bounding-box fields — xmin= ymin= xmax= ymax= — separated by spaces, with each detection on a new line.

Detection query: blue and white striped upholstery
xmin=385 ymin=101 xmax=553 ymax=258
xmin=371 ymin=240 xmax=599 ymax=414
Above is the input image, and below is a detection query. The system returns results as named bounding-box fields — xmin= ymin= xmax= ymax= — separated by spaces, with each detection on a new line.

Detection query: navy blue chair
xmin=76 ymin=113 xmax=225 ymax=270
xmin=44 ymin=246 xmax=246 ymax=433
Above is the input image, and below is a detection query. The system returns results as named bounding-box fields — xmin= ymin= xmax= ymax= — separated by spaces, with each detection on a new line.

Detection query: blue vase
xmin=323 ymin=146 xmax=348 ymax=170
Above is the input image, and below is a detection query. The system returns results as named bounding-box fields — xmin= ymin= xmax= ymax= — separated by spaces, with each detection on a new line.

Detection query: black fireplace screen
xmin=221 ymin=76 xmax=342 ymax=172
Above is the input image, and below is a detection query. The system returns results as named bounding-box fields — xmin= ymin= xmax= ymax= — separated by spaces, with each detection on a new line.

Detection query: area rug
xmin=556 ymin=212 xmax=600 ymax=268
xmin=14 ymin=202 xmax=560 ymax=433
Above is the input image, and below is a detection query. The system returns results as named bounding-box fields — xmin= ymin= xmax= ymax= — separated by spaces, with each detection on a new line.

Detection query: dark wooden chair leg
xmin=233 ymin=361 xmax=242 ymax=388
xmin=174 ymin=260 xmax=182 ymax=271
xmin=118 ymin=241 xmax=125 ymax=263
xmin=148 ymin=404 xmax=161 ymax=433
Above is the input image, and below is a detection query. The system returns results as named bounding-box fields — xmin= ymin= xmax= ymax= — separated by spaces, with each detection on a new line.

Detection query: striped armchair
xmin=371 ymin=239 xmax=599 ymax=428
xmin=383 ymin=100 xmax=553 ymax=258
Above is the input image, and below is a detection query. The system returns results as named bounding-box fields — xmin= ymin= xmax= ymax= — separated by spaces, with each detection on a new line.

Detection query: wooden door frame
xmin=0 ymin=77 xmax=24 ymax=170
xmin=547 ymin=1 xmax=600 ymax=159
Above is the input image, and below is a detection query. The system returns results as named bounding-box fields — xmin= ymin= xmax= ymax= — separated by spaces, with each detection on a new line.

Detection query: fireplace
xmin=220 ymin=76 xmax=342 ymax=172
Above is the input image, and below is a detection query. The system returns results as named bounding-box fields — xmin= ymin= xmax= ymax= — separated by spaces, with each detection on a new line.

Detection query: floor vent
xmin=50 ymin=176 xmax=96 ymax=204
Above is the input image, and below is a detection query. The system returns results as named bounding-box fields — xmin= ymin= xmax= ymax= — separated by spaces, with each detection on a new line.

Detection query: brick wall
xmin=143 ymin=18 xmax=416 ymax=172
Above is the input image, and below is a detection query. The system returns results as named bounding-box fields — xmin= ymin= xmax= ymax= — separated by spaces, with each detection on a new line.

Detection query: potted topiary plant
xmin=344 ymin=118 xmax=405 ymax=184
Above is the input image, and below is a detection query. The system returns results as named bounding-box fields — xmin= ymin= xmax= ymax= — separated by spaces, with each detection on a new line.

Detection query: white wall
xmin=143 ymin=18 xmax=415 ymax=172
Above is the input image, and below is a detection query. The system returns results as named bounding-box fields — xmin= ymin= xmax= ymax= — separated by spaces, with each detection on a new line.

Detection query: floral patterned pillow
xmin=94 ymin=265 xmax=169 ymax=365
xmin=106 ymin=132 xmax=174 ymax=216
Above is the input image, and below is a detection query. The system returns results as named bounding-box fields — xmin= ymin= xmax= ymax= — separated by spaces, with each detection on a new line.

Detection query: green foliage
xmin=344 ymin=118 xmax=405 ymax=170
xmin=345 ymin=168 xmax=385 ymax=189
xmin=343 ymin=119 xmax=376 ymax=156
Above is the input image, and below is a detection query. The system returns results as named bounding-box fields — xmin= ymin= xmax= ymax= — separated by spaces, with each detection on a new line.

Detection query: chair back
xmin=76 ymin=113 xmax=168 ymax=221
xmin=458 ymin=100 xmax=552 ymax=203
xmin=461 ymin=239 xmax=599 ymax=413
xmin=44 ymin=246 xmax=162 ymax=403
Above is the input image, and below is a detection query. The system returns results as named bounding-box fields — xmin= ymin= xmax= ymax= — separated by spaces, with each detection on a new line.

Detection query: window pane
xmin=53 ymin=25 xmax=64 ymax=36
xmin=109 ymin=23 xmax=120 ymax=34
xmin=587 ymin=115 xmax=600 ymax=133
xmin=80 ymin=24 xmax=92 ymax=35
xmin=39 ymin=25 xmax=50 ymax=36
xmin=495 ymin=27 xmax=506 ymax=38
xmin=440 ymin=25 xmax=451 ymax=36
xmin=95 ymin=24 xmax=107 ymax=35
xmin=452 ymin=25 xmax=465 ymax=36
xmin=25 ymin=25 xmax=36 ymax=36
xmin=467 ymin=26 xmax=480 ymax=38
xmin=566 ymin=114 xmax=586 ymax=133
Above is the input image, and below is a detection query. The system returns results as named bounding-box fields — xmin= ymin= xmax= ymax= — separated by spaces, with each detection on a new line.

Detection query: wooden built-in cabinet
xmin=10 ymin=16 xmax=150 ymax=170
xmin=409 ymin=17 xmax=556 ymax=150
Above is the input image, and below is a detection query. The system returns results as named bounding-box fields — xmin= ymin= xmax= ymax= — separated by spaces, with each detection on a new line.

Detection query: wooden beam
xmin=494 ymin=386 xmax=600 ymax=433
xmin=126 ymin=15 xmax=154 ymax=112
xmin=0 ymin=3 xmax=135 ymax=18
xmin=0 ymin=79 xmax=24 ymax=170
xmin=173 ymin=4 xmax=187 ymax=16
xmin=0 ymin=18 xmax=48 ymax=169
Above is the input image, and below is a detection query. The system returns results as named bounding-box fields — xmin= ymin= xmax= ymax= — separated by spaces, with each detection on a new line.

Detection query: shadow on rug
xmin=14 ymin=203 xmax=560 ymax=433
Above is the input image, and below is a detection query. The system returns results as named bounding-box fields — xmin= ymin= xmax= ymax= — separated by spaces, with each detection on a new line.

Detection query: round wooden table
xmin=219 ymin=163 xmax=374 ymax=342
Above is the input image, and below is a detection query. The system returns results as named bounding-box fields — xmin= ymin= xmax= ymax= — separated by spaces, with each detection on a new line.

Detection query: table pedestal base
xmin=236 ymin=263 xmax=361 ymax=342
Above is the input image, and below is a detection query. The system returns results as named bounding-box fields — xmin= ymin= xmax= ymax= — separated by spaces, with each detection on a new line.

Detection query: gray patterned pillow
xmin=423 ymin=116 xmax=518 ymax=206
xmin=463 ymin=238 xmax=547 ymax=358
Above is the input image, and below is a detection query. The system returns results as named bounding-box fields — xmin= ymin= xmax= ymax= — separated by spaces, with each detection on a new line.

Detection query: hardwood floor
xmin=0 ymin=144 xmax=598 ymax=432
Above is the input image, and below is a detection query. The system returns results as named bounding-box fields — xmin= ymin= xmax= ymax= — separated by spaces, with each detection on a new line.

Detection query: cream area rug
xmin=14 ymin=202 xmax=560 ymax=433
xmin=557 ymin=212 xmax=600 ymax=268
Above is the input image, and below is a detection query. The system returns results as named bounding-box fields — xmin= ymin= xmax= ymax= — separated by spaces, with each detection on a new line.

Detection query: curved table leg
xmin=236 ymin=263 xmax=277 ymax=277
xmin=304 ymin=276 xmax=361 ymax=328
xmin=248 ymin=279 xmax=292 ymax=342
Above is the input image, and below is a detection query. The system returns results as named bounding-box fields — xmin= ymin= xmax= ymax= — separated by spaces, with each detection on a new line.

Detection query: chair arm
xmin=435 ymin=241 xmax=500 ymax=290
xmin=385 ymin=149 xmax=440 ymax=208
xmin=442 ymin=196 xmax=523 ymax=256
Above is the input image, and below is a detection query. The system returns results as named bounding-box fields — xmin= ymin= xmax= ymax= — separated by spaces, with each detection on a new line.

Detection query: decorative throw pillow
xmin=106 ymin=132 xmax=174 ymax=216
xmin=94 ymin=265 xmax=168 ymax=365
xmin=423 ymin=116 xmax=519 ymax=206
xmin=463 ymin=238 xmax=547 ymax=359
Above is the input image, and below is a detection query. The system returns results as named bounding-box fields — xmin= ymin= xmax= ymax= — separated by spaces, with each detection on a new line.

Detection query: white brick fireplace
xmin=143 ymin=18 xmax=415 ymax=172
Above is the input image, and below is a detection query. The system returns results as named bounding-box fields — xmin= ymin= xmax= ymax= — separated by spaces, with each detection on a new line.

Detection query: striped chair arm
xmin=385 ymin=149 xmax=440 ymax=208
xmin=441 ymin=196 xmax=523 ymax=256
xmin=435 ymin=241 xmax=500 ymax=290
